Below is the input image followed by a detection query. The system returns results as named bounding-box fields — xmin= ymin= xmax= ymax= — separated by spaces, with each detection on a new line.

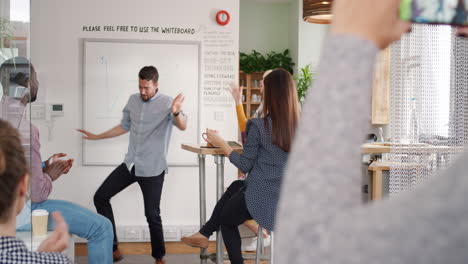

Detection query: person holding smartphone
xmin=275 ymin=0 xmax=468 ymax=263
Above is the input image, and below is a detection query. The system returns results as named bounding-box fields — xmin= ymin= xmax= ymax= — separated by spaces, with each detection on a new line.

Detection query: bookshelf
xmin=239 ymin=71 xmax=264 ymax=118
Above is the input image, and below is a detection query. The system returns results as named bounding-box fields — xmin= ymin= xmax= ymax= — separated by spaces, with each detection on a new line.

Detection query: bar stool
xmin=208 ymin=226 xmax=274 ymax=263
xmin=255 ymin=226 xmax=274 ymax=264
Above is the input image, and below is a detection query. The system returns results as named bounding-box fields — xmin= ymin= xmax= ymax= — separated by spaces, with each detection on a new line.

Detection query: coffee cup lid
xmin=32 ymin=209 xmax=49 ymax=216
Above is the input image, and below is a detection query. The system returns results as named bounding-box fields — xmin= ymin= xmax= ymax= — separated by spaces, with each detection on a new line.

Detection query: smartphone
xmin=400 ymin=0 xmax=468 ymax=25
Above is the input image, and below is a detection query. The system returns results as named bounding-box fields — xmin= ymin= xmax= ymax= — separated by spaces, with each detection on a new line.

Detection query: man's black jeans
xmin=94 ymin=163 xmax=166 ymax=260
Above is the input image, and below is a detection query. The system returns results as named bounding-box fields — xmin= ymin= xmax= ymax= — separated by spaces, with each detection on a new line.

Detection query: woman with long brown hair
xmin=181 ymin=68 xmax=300 ymax=264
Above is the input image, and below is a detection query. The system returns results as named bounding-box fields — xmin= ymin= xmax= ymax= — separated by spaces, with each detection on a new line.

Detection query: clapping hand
xmin=37 ymin=212 xmax=69 ymax=253
xmin=44 ymin=153 xmax=74 ymax=181
xmin=229 ymin=82 xmax=244 ymax=105
xmin=172 ymin=93 xmax=185 ymax=114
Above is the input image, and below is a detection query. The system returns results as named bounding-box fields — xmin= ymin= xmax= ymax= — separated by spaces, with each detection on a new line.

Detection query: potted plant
xmin=240 ymin=50 xmax=267 ymax=73
xmin=240 ymin=49 xmax=295 ymax=74
xmin=294 ymin=64 xmax=313 ymax=103
xmin=265 ymin=49 xmax=294 ymax=74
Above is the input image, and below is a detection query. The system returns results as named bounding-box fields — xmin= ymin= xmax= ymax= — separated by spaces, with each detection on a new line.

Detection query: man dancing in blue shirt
xmin=78 ymin=66 xmax=187 ymax=264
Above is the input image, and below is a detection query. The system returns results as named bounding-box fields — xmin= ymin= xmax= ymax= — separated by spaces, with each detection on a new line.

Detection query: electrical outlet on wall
xmin=163 ymin=226 xmax=180 ymax=241
xmin=116 ymin=228 xmax=125 ymax=241
xmin=180 ymin=226 xmax=199 ymax=237
xmin=124 ymin=226 xmax=142 ymax=241
xmin=143 ymin=228 xmax=151 ymax=241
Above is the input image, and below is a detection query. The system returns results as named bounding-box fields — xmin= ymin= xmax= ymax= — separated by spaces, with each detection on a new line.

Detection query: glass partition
xmin=389 ymin=24 xmax=467 ymax=196
xmin=0 ymin=0 xmax=32 ymax=249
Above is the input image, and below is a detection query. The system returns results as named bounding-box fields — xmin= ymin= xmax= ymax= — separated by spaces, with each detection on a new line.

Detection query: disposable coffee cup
xmin=32 ymin=209 xmax=48 ymax=236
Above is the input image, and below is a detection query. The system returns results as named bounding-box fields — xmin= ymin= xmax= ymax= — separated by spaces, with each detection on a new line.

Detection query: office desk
xmin=181 ymin=144 xmax=243 ymax=264
xmin=364 ymin=143 xmax=463 ymax=200
xmin=361 ymin=142 xmax=390 ymax=154
xmin=368 ymin=161 xmax=390 ymax=200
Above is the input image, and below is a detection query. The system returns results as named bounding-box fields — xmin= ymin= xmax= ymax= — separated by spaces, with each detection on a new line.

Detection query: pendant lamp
xmin=303 ymin=0 xmax=332 ymax=24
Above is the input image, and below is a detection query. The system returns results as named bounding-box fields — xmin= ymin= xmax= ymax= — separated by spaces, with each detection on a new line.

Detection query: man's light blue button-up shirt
xmin=121 ymin=92 xmax=185 ymax=177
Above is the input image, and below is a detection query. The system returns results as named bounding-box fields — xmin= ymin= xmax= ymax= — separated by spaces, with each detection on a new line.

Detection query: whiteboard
xmin=83 ymin=39 xmax=200 ymax=166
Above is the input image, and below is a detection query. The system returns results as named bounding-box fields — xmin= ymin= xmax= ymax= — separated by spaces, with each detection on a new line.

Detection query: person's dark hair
xmin=0 ymin=120 xmax=29 ymax=223
xmin=10 ymin=72 xmax=29 ymax=87
xmin=0 ymin=57 xmax=37 ymax=103
xmin=262 ymin=68 xmax=301 ymax=152
xmin=138 ymin=66 xmax=159 ymax=83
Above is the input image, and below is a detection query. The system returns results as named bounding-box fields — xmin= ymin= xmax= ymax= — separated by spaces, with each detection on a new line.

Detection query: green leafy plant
xmin=0 ymin=17 xmax=15 ymax=62
xmin=240 ymin=49 xmax=295 ymax=74
xmin=265 ymin=50 xmax=294 ymax=74
xmin=294 ymin=64 xmax=314 ymax=102
xmin=240 ymin=50 xmax=266 ymax=73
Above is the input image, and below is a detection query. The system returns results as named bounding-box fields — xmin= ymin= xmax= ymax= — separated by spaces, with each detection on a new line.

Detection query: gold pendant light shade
xmin=303 ymin=0 xmax=332 ymax=24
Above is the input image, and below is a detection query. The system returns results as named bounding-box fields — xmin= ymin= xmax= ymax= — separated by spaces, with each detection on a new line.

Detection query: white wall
xmin=239 ymin=0 xmax=290 ymax=53
xmin=31 ymin=0 xmax=239 ymax=241
xmin=239 ymin=0 xmax=328 ymax=74
xmin=288 ymin=0 xmax=300 ymax=73
xmin=295 ymin=0 xmax=329 ymax=71
xmin=0 ymin=0 xmax=9 ymax=18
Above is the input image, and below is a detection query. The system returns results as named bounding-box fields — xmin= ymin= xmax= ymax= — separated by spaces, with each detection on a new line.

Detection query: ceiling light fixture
xmin=303 ymin=0 xmax=332 ymax=24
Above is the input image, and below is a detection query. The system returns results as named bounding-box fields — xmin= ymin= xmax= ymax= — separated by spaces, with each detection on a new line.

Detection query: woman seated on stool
xmin=181 ymin=68 xmax=301 ymax=264
xmin=230 ymin=70 xmax=273 ymax=241
xmin=0 ymin=120 xmax=71 ymax=263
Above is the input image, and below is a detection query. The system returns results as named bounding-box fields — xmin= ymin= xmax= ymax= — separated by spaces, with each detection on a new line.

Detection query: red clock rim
xmin=216 ymin=10 xmax=230 ymax=26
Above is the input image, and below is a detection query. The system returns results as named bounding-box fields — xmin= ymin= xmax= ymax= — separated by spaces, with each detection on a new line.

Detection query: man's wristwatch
xmin=173 ymin=111 xmax=180 ymax=117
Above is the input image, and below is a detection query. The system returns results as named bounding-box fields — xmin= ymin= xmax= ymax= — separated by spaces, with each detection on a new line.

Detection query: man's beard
xmin=141 ymin=90 xmax=157 ymax=101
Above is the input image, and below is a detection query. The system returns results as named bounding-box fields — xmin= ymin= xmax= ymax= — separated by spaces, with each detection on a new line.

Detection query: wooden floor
xmin=75 ymin=241 xmax=218 ymax=256
xmin=75 ymin=241 xmax=269 ymax=264
xmin=75 ymin=242 xmax=270 ymax=263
